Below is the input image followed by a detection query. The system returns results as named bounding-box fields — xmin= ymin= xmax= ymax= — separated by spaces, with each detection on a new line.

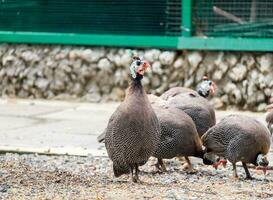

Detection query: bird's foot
xmin=231 ymin=175 xmax=239 ymax=181
xmin=245 ymin=175 xmax=254 ymax=180
xmin=160 ymin=164 xmax=167 ymax=172
xmin=182 ymin=163 xmax=197 ymax=174
xmin=132 ymin=176 xmax=141 ymax=183
xmin=176 ymin=156 xmax=185 ymax=162
xmin=153 ymin=161 xmax=167 ymax=173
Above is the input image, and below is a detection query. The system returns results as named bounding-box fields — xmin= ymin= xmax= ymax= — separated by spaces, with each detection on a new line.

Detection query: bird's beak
xmin=256 ymin=166 xmax=269 ymax=175
xmin=212 ymin=159 xmax=227 ymax=169
xmin=142 ymin=60 xmax=150 ymax=70
xmin=137 ymin=60 xmax=150 ymax=75
xmin=210 ymin=81 xmax=217 ymax=95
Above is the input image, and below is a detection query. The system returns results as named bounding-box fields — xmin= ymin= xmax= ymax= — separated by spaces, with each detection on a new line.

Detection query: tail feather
xmin=113 ymin=163 xmax=130 ymax=177
xmin=97 ymin=132 xmax=106 ymax=143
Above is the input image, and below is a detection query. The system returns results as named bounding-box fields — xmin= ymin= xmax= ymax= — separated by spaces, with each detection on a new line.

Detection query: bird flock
xmin=97 ymin=57 xmax=272 ymax=183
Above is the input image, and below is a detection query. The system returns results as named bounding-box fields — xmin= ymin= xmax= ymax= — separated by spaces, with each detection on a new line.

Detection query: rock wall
xmin=0 ymin=44 xmax=272 ymax=111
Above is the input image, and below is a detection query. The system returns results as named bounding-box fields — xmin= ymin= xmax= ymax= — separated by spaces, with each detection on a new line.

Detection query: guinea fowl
xmin=149 ymin=99 xmax=213 ymax=172
xmin=98 ymin=77 xmax=216 ymax=142
xmin=161 ymin=76 xmax=217 ymax=100
xmin=202 ymin=115 xmax=271 ymax=179
xmin=266 ymin=104 xmax=273 ymax=135
xmin=103 ymin=57 xmax=160 ymax=183
xmin=161 ymin=77 xmax=217 ymax=137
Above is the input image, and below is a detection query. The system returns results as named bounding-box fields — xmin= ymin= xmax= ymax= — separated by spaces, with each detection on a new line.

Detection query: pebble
xmin=7 ymin=152 xmax=273 ymax=199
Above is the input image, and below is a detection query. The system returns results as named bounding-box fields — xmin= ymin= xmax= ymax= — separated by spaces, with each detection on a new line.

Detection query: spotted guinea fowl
xmin=266 ymin=104 xmax=273 ymax=135
xmin=161 ymin=77 xmax=217 ymax=137
xmin=161 ymin=76 xmax=217 ymax=100
xmin=150 ymin=103 xmax=212 ymax=172
xmin=202 ymin=115 xmax=271 ymax=179
xmin=104 ymin=57 xmax=160 ymax=183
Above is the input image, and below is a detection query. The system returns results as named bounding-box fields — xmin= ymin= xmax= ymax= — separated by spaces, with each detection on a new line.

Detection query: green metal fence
xmin=195 ymin=0 xmax=273 ymax=38
xmin=0 ymin=0 xmax=272 ymax=51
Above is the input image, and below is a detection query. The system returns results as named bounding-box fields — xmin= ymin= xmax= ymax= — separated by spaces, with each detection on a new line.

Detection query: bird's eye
xmin=208 ymin=81 xmax=212 ymax=85
xmin=136 ymin=61 xmax=141 ymax=66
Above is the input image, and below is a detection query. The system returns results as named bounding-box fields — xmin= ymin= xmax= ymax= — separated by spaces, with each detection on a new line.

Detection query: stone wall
xmin=0 ymin=44 xmax=272 ymax=111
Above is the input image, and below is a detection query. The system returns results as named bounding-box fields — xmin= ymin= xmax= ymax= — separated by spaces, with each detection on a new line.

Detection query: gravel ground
xmin=0 ymin=153 xmax=273 ymax=200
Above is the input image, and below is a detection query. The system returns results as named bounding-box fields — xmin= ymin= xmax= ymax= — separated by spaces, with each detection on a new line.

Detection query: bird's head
xmin=255 ymin=153 xmax=269 ymax=175
xmin=202 ymin=152 xmax=219 ymax=165
xmin=130 ymin=56 xmax=150 ymax=80
xmin=196 ymin=76 xmax=217 ymax=98
xmin=256 ymin=153 xmax=269 ymax=167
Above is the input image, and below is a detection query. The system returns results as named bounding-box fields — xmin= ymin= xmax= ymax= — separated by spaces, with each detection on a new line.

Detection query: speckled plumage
xmin=160 ymin=87 xmax=197 ymax=99
xmin=161 ymin=88 xmax=216 ymax=137
xmin=104 ymin=76 xmax=160 ymax=181
xmin=202 ymin=115 xmax=271 ymax=178
xmin=146 ymin=94 xmax=210 ymax=171
xmin=266 ymin=110 xmax=273 ymax=135
xmin=152 ymin=105 xmax=203 ymax=160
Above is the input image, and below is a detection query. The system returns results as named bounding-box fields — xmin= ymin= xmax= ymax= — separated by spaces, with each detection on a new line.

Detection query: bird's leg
xmin=242 ymin=162 xmax=253 ymax=180
xmin=232 ymin=163 xmax=239 ymax=179
xmin=158 ymin=159 xmax=167 ymax=172
xmin=134 ymin=164 xmax=141 ymax=183
xmin=182 ymin=156 xmax=197 ymax=174
xmin=154 ymin=159 xmax=161 ymax=171
xmin=130 ymin=165 xmax=137 ymax=183
xmin=154 ymin=158 xmax=167 ymax=172
xmin=177 ymin=156 xmax=185 ymax=162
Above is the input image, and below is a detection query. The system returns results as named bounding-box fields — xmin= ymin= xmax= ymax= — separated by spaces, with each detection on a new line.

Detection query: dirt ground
xmin=0 ymin=153 xmax=273 ymax=200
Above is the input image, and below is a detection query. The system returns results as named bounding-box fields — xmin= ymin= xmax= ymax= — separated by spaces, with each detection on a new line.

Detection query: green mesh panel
xmin=194 ymin=0 xmax=273 ymax=38
xmin=0 ymin=0 xmax=181 ymax=36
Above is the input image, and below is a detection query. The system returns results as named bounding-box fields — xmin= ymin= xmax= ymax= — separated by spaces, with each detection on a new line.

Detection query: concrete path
xmin=0 ymin=98 xmax=269 ymax=157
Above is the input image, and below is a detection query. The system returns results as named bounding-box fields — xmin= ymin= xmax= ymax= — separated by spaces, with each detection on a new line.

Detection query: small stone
xmin=17 ymin=89 xmax=30 ymax=98
xmin=113 ymin=55 xmax=122 ymax=67
xmin=258 ymin=53 xmax=273 ymax=74
xmin=240 ymin=54 xmax=255 ymax=69
xmin=21 ymin=51 xmax=40 ymax=62
xmin=212 ymin=70 xmax=223 ymax=81
xmin=184 ymin=76 xmax=195 ymax=88
xmin=219 ymin=62 xmax=229 ymax=73
xmin=6 ymin=66 xmax=17 ymax=76
xmin=144 ymin=49 xmax=161 ymax=62
xmin=151 ymin=76 xmax=161 ymax=88
xmin=0 ymin=184 xmax=9 ymax=193
xmin=152 ymin=61 xmax=163 ymax=75
xmin=264 ymin=88 xmax=272 ymax=97
xmin=224 ymin=82 xmax=242 ymax=104
xmin=35 ymin=78 xmax=49 ymax=91
xmin=109 ymin=87 xmax=125 ymax=101
xmin=98 ymin=58 xmax=112 ymax=71
xmin=195 ymin=66 xmax=206 ymax=83
xmin=187 ymin=51 xmax=202 ymax=69
xmin=69 ymin=49 xmax=80 ymax=60
xmin=80 ymin=49 xmax=102 ymax=63
xmin=228 ymin=63 xmax=247 ymax=82
xmin=71 ymin=82 xmax=83 ymax=95
xmin=159 ymin=51 xmax=176 ymax=65
xmin=214 ymin=52 xmax=224 ymax=66
xmin=142 ymin=76 xmax=150 ymax=86
xmin=226 ymin=53 xmax=238 ymax=67
xmin=211 ymin=97 xmax=225 ymax=109
xmin=173 ymin=57 xmax=184 ymax=69
xmin=257 ymin=103 xmax=267 ymax=112
xmin=256 ymin=91 xmax=265 ymax=103
xmin=120 ymin=53 xmax=131 ymax=67
xmin=84 ymin=92 xmax=101 ymax=102
xmin=2 ymin=55 xmax=16 ymax=66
